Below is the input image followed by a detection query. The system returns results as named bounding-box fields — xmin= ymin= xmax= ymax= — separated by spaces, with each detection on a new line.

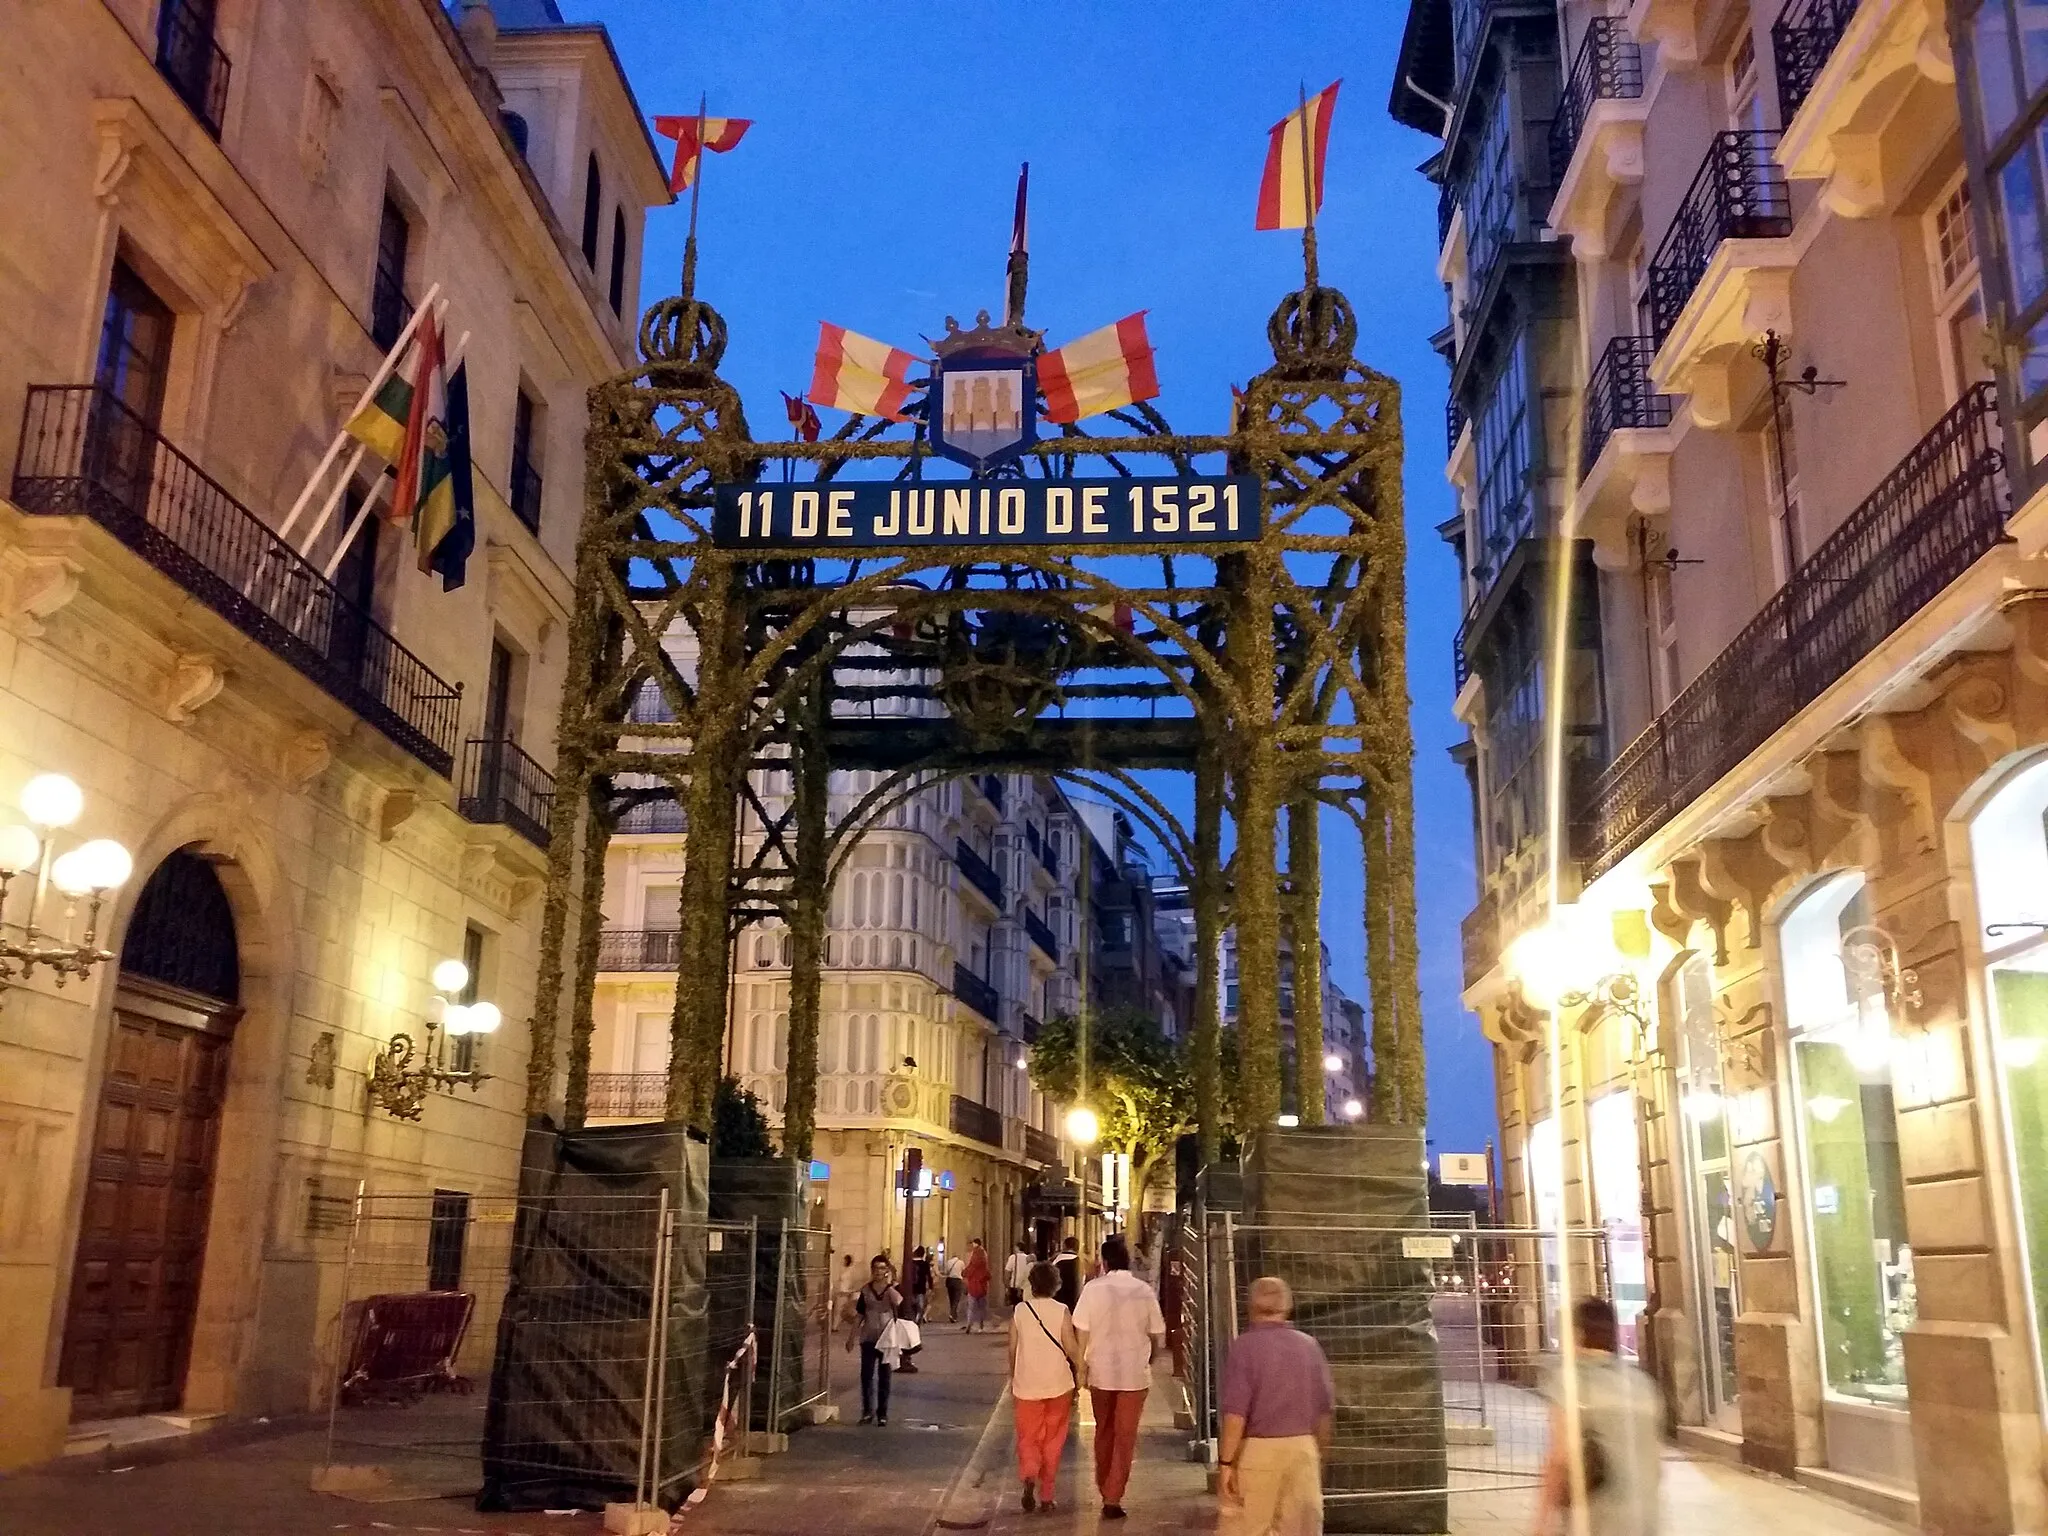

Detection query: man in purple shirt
xmin=1217 ymin=1276 xmax=1334 ymax=1536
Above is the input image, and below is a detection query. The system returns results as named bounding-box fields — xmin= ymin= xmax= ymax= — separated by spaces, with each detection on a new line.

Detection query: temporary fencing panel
xmin=767 ymin=1223 xmax=834 ymax=1432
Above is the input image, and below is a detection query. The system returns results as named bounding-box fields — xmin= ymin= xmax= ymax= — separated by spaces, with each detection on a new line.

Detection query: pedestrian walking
xmin=944 ymin=1247 xmax=968 ymax=1323
xmin=844 ymin=1255 xmax=904 ymax=1425
xmin=1216 ymin=1276 xmax=1335 ymax=1536
xmin=1005 ymin=1237 xmax=1036 ymax=1307
xmin=964 ymin=1237 xmax=993 ymax=1332
xmin=833 ymin=1253 xmax=862 ymax=1342
xmin=1054 ymin=1235 xmax=1081 ymax=1309
xmin=1532 ymin=1297 xmax=1662 ymax=1536
xmin=1010 ymin=1260 xmax=1080 ymax=1514
xmin=1071 ymin=1234 xmax=1165 ymax=1519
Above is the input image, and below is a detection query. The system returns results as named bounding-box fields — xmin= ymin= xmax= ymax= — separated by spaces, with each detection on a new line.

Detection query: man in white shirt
xmin=1071 ymin=1234 xmax=1166 ymax=1519
xmin=1004 ymin=1237 xmax=1036 ymax=1307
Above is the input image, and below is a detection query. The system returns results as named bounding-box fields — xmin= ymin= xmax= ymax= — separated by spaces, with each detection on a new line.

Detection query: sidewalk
xmin=0 ymin=1316 xmax=1913 ymax=1536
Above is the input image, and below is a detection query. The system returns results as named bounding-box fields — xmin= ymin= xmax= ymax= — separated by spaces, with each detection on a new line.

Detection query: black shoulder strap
xmin=1023 ymin=1300 xmax=1076 ymax=1380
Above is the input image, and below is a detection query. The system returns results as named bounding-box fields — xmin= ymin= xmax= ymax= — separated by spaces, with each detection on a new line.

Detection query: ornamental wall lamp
xmin=367 ymin=956 xmax=500 ymax=1120
xmin=1840 ymin=924 xmax=1921 ymax=1017
xmin=0 ymin=774 xmax=134 ymax=1006
xmin=1504 ymin=904 xmax=1658 ymax=1056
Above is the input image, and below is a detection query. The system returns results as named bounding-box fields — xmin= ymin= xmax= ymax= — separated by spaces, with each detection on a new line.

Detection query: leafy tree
xmin=1030 ymin=1007 xmax=1233 ymax=1218
xmin=712 ymin=1075 xmax=777 ymax=1158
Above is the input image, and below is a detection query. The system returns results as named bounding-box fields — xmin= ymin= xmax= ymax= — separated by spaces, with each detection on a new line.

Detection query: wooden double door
xmin=58 ymin=983 xmax=237 ymax=1421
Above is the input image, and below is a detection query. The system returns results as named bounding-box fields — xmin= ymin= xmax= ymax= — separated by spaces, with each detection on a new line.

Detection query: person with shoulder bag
xmin=1005 ymin=1237 xmax=1035 ymax=1308
xmin=1009 ymin=1260 xmax=1080 ymax=1514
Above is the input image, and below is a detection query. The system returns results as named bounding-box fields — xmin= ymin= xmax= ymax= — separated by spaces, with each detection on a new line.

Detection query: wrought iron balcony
xmin=974 ymin=773 xmax=1006 ymax=811
xmin=1582 ymin=336 xmax=1674 ymax=475
xmin=1019 ymin=1010 xmax=1042 ymax=1043
xmin=12 ymin=385 xmax=461 ymax=774
xmin=955 ymin=838 xmax=1004 ymax=909
xmin=1773 ymin=0 xmax=1862 ymax=124
xmin=1461 ymin=890 xmax=1501 ymax=993
xmin=587 ymin=1072 xmax=666 ymax=1119
xmin=1025 ymin=908 xmax=1059 ymax=962
xmin=1438 ymin=177 xmax=1457 ymax=249
xmin=509 ymin=452 xmax=543 ymax=533
xmin=458 ymin=736 xmax=554 ymax=848
xmin=950 ymin=1093 xmax=1003 ymax=1148
xmin=953 ymin=962 xmax=1000 ymax=1023
xmin=1549 ymin=18 xmax=1645 ymax=183
xmin=1647 ymin=132 xmax=1792 ymax=347
xmin=1024 ymin=1122 xmax=1058 ymax=1165
xmin=1037 ymin=836 xmax=1059 ymax=879
xmin=1578 ymin=383 xmax=2009 ymax=876
xmin=1453 ymin=601 xmax=1479 ymax=692
xmin=1447 ymin=395 xmax=1467 ymax=456
xmin=597 ymin=929 xmax=681 ymax=971
xmin=155 ymin=0 xmax=229 ymax=139
xmin=616 ymin=798 xmax=685 ymax=833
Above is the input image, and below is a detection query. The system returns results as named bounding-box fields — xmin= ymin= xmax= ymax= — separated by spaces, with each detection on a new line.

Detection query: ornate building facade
xmin=1398 ymin=0 xmax=2048 ymax=1528
xmin=0 ymin=0 xmax=661 ymax=1467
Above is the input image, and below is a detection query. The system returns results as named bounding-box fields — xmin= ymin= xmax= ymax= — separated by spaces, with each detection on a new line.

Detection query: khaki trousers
xmin=1223 ymin=1434 xmax=1322 ymax=1536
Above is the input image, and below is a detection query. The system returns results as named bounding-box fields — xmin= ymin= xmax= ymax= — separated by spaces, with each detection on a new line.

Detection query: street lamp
xmin=1322 ymin=1051 xmax=1345 ymax=1073
xmin=368 ymin=956 xmax=501 ymax=1119
xmin=1341 ymin=1097 xmax=1364 ymax=1121
xmin=0 ymin=773 xmax=133 ymax=1005
xmin=1504 ymin=905 xmax=1656 ymax=1052
xmin=1065 ymin=1104 xmax=1099 ymax=1147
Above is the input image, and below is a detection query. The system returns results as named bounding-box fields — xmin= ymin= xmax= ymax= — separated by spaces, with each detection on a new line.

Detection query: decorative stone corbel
xmin=1629 ymin=0 xmax=1700 ymax=64
xmin=1647 ymin=879 xmax=1692 ymax=950
xmin=2 ymin=553 xmax=83 ymax=637
xmin=161 ymin=651 xmax=226 ymax=722
xmin=1696 ymin=833 xmax=1782 ymax=950
xmin=216 ymin=264 xmax=258 ymax=334
xmin=281 ymin=729 xmax=334 ymax=792
xmin=378 ymin=788 xmax=417 ymax=842
xmin=1666 ymin=857 xmax=1733 ymax=965
xmin=1807 ymin=749 xmax=1875 ymax=867
xmin=1756 ymin=795 xmax=1815 ymax=885
xmin=92 ymin=126 xmax=136 ymax=204
xmin=1855 ymin=714 xmax=1938 ymax=864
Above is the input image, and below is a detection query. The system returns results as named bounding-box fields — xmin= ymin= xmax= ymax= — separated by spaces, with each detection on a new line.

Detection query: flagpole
xmin=1297 ymin=81 xmax=1320 ymax=292
xmin=682 ymin=92 xmax=707 ymax=299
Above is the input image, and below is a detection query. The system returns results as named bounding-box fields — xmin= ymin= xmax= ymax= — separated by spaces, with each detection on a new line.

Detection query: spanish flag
xmin=654 ymin=114 xmax=751 ymax=193
xmin=1038 ymin=313 xmax=1159 ymax=425
xmin=344 ymin=311 xmax=442 ymax=524
xmin=1256 ymin=81 xmax=1341 ymax=231
xmin=808 ymin=323 xmax=919 ymax=420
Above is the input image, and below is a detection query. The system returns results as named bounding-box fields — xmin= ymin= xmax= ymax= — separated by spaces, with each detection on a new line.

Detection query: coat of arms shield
xmin=927 ymin=311 xmax=1041 ymax=475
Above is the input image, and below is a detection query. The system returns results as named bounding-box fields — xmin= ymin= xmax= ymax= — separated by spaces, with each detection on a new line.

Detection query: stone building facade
xmin=1397 ymin=0 xmax=2048 ymax=1528
xmin=0 ymin=0 xmax=662 ymax=1469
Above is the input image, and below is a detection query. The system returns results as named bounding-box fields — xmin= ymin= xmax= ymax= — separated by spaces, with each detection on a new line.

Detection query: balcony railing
xmin=1453 ymin=601 xmax=1479 ymax=693
xmin=978 ymin=773 xmax=1006 ymax=811
xmin=1773 ymin=0 xmax=1862 ymax=124
xmin=1037 ymin=836 xmax=1059 ymax=879
xmin=1025 ymin=908 xmax=1060 ymax=962
xmin=458 ymin=736 xmax=554 ymax=848
xmin=1549 ymin=18 xmax=1645 ymax=182
xmin=616 ymin=799 xmax=685 ymax=833
xmin=509 ymin=453 xmax=543 ymax=533
xmin=953 ymin=962 xmax=1000 ymax=1023
xmin=1438 ymin=177 xmax=1457 ymax=249
xmin=587 ymin=1072 xmax=667 ymax=1119
xmin=1578 ymin=383 xmax=2009 ymax=876
xmin=13 ymin=386 xmax=461 ymax=773
xmin=1447 ymin=395 xmax=1467 ymax=456
xmin=1582 ymin=336 xmax=1675 ymax=475
xmin=156 ymin=0 xmax=230 ymax=139
xmin=950 ymin=1093 xmax=1004 ymax=1148
xmin=1024 ymin=1123 xmax=1058 ymax=1165
xmin=1019 ymin=1010 xmax=1042 ymax=1043
xmin=1647 ymin=132 xmax=1792 ymax=347
xmin=955 ymin=838 xmax=1004 ymax=909
xmin=597 ymin=929 xmax=681 ymax=971
xmin=1461 ymin=890 xmax=1501 ymax=992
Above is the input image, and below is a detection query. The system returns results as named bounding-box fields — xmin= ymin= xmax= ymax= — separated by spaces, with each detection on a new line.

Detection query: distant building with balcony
xmin=1394 ymin=2 xmax=2048 ymax=1529
xmin=0 ymin=0 xmax=664 ymax=1468
xmin=586 ymin=632 xmax=1080 ymax=1270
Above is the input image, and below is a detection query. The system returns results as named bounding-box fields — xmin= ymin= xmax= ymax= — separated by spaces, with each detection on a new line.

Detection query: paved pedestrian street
xmin=0 ymin=1321 xmax=1910 ymax=1536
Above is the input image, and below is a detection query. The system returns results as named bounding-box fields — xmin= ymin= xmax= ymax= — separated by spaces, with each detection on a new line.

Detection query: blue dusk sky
xmin=563 ymin=1 xmax=1491 ymax=1157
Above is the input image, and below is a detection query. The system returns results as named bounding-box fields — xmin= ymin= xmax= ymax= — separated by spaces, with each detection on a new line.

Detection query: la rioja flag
xmin=1256 ymin=81 xmax=1340 ymax=231
xmin=654 ymin=114 xmax=751 ymax=193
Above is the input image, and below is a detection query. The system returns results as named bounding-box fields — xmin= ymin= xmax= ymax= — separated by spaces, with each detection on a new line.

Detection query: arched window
xmin=502 ymin=110 xmax=529 ymax=157
xmin=774 ymin=1012 xmax=789 ymax=1071
xmin=120 ymin=849 xmax=239 ymax=1002
xmin=1779 ymin=870 xmax=1914 ymax=1405
xmin=581 ymin=153 xmax=602 ymax=267
xmin=608 ymin=207 xmax=627 ymax=314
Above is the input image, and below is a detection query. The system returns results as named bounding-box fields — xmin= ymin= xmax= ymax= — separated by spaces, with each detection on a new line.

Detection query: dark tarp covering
xmin=478 ymin=1119 xmax=710 ymax=1513
xmin=1241 ymin=1126 xmax=1447 ymax=1534
xmin=707 ymin=1159 xmax=806 ymax=1430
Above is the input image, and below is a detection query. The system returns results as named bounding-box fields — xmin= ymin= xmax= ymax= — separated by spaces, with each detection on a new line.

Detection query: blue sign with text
xmin=711 ymin=476 xmax=1261 ymax=551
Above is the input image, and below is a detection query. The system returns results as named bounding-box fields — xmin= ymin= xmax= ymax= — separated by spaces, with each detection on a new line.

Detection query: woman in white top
xmin=1009 ymin=1260 xmax=1080 ymax=1514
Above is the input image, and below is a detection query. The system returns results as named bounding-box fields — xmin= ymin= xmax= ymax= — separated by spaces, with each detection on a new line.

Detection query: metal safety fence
xmin=1171 ymin=1220 xmax=1614 ymax=1515
xmin=315 ymin=1193 xmax=828 ymax=1513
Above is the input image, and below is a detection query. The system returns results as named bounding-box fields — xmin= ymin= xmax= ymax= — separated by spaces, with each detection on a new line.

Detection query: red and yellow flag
xmin=808 ymin=324 xmax=919 ymax=420
xmin=1256 ymin=81 xmax=1340 ymax=231
xmin=654 ymin=114 xmax=751 ymax=193
xmin=1038 ymin=313 xmax=1159 ymax=425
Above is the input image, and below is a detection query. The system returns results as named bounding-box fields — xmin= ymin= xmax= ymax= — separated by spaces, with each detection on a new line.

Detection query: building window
xmin=1472 ymin=334 xmax=1533 ymax=581
xmin=1957 ymin=0 xmax=2048 ymax=482
xmin=510 ymin=388 xmax=544 ymax=532
xmin=371 ymin=195 xmax=411 ymax=351
xmin=1668 ymin=952 xmax=1741 ymax=1426
xmin=1929 ymin=175 xmax=1991 ymax=403
xmin=427 ymin=1190 xmax=469 ymax=1290
xmin=581 ymin=153 xmax=602 ymax=268
xmin=1587 ymin=1086 xmax=1645 ymax=1358
xmin=502 ymin=109 xmax=529 ymax=158
xmin=1761 ymin=406 xmax=1803 ymax=586
xmin=609 ymin=207 xmax=628 ymax=315
xmin=1459 ymin=89 xmax=1518 ymax=291
xmin=451 ymin=923 xmax=486 ymax=1074
xmin=1780 ymin=871 xmax=1915 ymax=1406
xmin=96 ymin=259 xmax=175 ymax=428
